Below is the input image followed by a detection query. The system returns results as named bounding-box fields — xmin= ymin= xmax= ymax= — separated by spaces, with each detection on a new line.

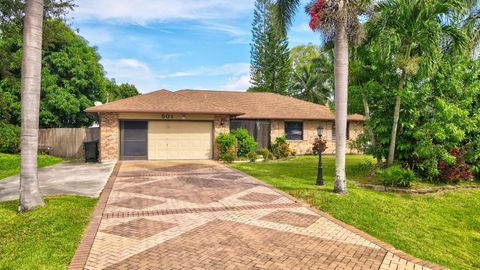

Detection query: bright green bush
xmin=231 ymin=128 xmax=257 ymax=157
xmin=247 ymin=151 xmax=257 ymax=162
xmin=215 ymin=133 xmax=237 ymax=163
xmin=376 ymin=164 xmax=416 ymax=188
xmin=0 ymin=123 xmax=20 ymax=153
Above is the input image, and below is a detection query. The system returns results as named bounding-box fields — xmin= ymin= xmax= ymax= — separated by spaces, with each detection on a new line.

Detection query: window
xmin=332 ymin=123 xmax=336 ymax=140
xmin=285 ymin=122 xmax=303 ymax=140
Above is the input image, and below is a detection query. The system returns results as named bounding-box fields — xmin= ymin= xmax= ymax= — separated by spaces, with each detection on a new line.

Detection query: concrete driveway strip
xmin=0 ymin=161 xmax=115 ymax=202
xmin=70 ymin=160 xmax=445 ymax=270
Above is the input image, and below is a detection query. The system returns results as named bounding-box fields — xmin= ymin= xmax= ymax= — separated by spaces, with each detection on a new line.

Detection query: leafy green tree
xmin=290 ymin=43 xmax=322 ymax=73
xmin=370 ymin=0 xmax=469 ymax=165
xmin=289 ymin=44 xmax=333 ymax=105
xmin=249 ymin=0 xmax=292 ymax=95
xmin=1 ymin=19 xmax=139 ymax=128
xmin=106 ymin=79 xmax=139 ymax=102
xmin=290 ymin=59 xmax=332 ymax=105
xmin=1 ymin=20 xmax=107 ymax=127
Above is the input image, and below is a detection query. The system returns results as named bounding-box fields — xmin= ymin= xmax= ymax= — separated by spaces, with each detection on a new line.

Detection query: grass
xmin=0 ymin=153 xmax=63 ymax=180
xmin=231 ymin=155 xmax=480 ymax=270
xmin=0 ymin=196 xmax=97 ymax=269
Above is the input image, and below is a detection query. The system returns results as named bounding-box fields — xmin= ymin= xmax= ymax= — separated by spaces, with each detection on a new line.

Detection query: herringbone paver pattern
xmin=70 ymin=160 xmax=446 ymax=270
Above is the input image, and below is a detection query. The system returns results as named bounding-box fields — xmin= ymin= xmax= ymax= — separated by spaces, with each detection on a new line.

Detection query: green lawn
xmin=0 ymin=153 xmax=63 ymax=180
xmin=0 ymin=196 xmax=97 ymax=269
xmin=231 ymin=155 xmax=480 ymax=270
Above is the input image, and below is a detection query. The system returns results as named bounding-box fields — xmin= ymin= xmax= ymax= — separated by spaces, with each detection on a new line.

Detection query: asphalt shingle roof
xmin=85 ymin=89 xmax=364 ymax=121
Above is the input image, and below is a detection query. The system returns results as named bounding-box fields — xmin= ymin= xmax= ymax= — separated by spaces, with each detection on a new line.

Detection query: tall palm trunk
xmin=386 ymin=69 xmax=406 ymax=166
xmin=19 ymin=0 xmax=45 ymax=211
xmin=362 ymin=94 xmax=381 ymax=164
xmin=333 ymin=0 xmax=348 ymax=194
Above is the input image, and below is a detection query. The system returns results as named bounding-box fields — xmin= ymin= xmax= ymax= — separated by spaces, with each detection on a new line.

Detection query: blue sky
xmin=72 ymin=0 xmax=321 ymax=93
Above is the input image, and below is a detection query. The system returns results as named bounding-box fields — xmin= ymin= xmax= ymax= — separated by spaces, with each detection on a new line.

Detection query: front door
xmin=120 ymin=121 xmax=148 ymax=160
xmin=230 ymin=119 xmax=271 ymax=150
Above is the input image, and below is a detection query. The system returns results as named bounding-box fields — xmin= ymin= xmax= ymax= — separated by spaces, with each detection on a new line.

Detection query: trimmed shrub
xmin=231 ymin=128 xmax=257 ymax=157
xmin=259 ymin=148 xmax=273 ymax=161
xmin=271 ymin=136 xmax=293 ymax=159
xmin=222 ymin=147 xmax=236 ymax=163
xmin=247 ymin=151 xmax=257 ymax=162
xmin=272 ymin=135 xmax=287 ymax=147
xmin=376 ymin=164 xmax=416 ymax=188
xmin=312 ymin=137 xmax=328 ymax=155
xmin=0 ymin=123 xmax=20 ymax=153
xmin=215 ymin=133 xmax=237 ymax=163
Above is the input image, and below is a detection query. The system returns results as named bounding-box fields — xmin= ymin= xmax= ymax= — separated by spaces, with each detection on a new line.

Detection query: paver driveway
xmin=70 ymin=161 xmax=443 ymax=270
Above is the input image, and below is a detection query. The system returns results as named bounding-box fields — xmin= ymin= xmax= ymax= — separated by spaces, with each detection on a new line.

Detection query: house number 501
xmin=161 ymin=114 xmax=174 ymax=119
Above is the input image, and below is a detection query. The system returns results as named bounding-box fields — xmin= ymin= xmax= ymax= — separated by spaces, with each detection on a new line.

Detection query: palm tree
xmin=19 ymin=0 xmax=45 ymax=211
xmin=291 ymin=56 xmax=332 ymax=105
xmin=460 ymin=3 xmax=480 ymax=57
xmin=274 ymin=0 xmax=371 ymax=193
xmin=371 ymin=0 xmax=469 ymax=166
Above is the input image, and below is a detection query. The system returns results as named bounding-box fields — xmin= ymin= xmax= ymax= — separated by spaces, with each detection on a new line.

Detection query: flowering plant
xmin=308 ymin=0 xmax=326 ymax=31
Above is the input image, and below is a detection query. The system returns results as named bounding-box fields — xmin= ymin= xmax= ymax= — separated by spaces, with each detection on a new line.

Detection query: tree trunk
xmin=333 ymin=0 xmax=348 ymax=194
xmin=19 ymin=0 xmax=45 ymax=212
xmin=386 ymin=69 xmax=406 ymax=166
xmin=362 ymin=94 xmax=381 ymax=164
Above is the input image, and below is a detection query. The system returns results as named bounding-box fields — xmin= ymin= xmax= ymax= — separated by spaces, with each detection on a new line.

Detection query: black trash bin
xmin=84 ymin=140 xmax=99 ymax=162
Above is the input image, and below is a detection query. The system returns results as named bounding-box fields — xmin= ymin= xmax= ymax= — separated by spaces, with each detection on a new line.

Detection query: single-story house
xmin=85 ymin=89 xmax=365 ymax=162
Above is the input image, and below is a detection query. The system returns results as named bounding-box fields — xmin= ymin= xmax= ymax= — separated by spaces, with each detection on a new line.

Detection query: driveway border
xmin=69 ymin=162 xmax=121 ymax=270
xmin=224 ymin=162 xmax=446 ymax=270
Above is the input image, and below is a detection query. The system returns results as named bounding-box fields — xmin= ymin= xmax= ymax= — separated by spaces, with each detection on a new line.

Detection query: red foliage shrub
xmin=308 ymin=0 xmax=326 ymax=30
xmin=438 ymin=148 xmax=473 ymax=183
xmin=312 ymin=137 xmax=328 ymax=155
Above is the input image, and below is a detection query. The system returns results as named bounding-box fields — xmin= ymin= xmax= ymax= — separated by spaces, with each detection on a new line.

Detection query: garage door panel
xmin=148 ymin=121 xmax=212 ymax=160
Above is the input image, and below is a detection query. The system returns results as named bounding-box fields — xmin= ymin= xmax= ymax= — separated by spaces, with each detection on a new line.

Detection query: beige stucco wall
xmin=270 ymin=120 xmax=364 ymax=155
xmin=99 ymin=112 xmax=119 ymax=162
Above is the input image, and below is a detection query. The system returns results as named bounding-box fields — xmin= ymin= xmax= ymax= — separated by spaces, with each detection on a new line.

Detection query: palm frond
xmin=273 ymin=0 xmax=301 ymax=36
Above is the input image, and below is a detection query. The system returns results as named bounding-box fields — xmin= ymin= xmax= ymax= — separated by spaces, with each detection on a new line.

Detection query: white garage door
xmin=148 ymin=121 xmax=213 ymax=160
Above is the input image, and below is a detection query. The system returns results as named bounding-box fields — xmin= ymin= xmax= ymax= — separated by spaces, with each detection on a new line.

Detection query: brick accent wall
xmin=99 ymin=113 xmax=119 ymax=162
xmin=270 ymin=120 xmax=364 ymax=155
xmin=213 ymin=115 xmax=230 ymax=159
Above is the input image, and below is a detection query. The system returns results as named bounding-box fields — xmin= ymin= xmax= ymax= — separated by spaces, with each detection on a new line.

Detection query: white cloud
xmin=199 ymin=22 xmax=249 ymax=37
xmin=74 ymin=0 xmax=254 ymax=24
xmin=158 ymin=63 xmax=250 ymax=78
xmin=223 ymin=74 xmax=251 ymax=91
xmin=102 ymin=58 xmax=159 ymax=92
